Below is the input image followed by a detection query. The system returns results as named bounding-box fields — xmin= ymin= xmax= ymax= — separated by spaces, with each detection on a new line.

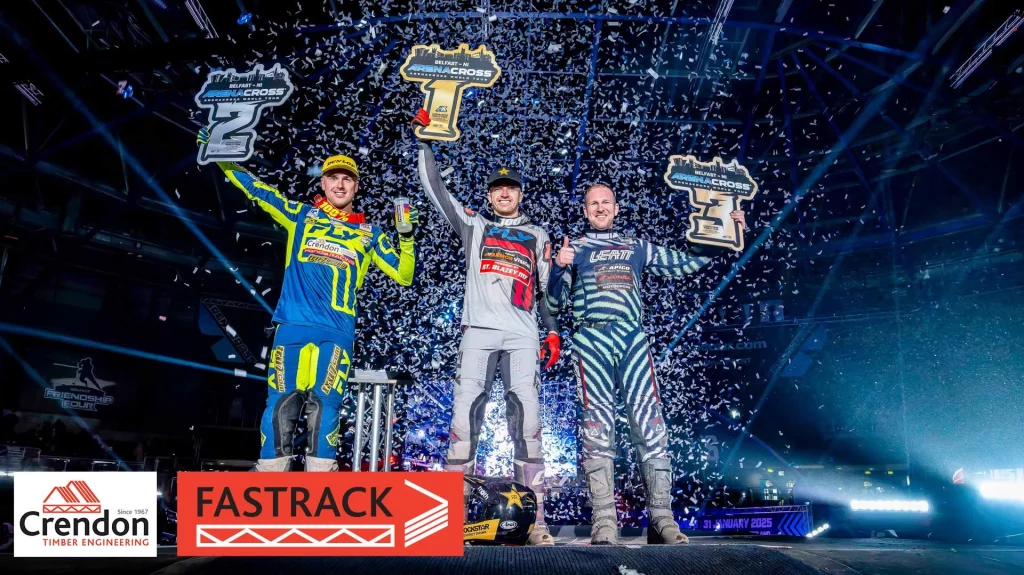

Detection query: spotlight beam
xmin=825 ymin=44 xmax=1024 ymax=151
xmin=791 ymin=53 xmax=885 ymax=228
xmin=0 ymin=20 xmax=273 ymax=315
xmin=656 ymin=2 xmax=974 ymax=500
xmin=0 ymin=336 xmax=129 ymax=470
xmin=738 ymin=30 xmax=776 ymax=161
xmin=0 ymin=322 xmax=265 ymax=381
xmin=704 ymin=408 xmax=803 ymax=482
xmin=802 ymin=48 xmax=994 ymax=222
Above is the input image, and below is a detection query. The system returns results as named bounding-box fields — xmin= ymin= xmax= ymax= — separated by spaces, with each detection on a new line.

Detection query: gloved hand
xmin=539 ymin=332 xmax=561 ymax=370
xmin=410 ymin=109 xmax=430 ymax=128
xmin=196 ymin=125 xmax=211 ymax=146
xmin=398 ymin=206 xmax=420 ymax=237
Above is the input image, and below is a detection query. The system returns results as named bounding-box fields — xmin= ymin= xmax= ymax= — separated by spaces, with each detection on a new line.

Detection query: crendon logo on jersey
xmin=303 ymin=238 xmax=358 ymax=268
xmin=479 ymin=225 xmax=537 ymax=311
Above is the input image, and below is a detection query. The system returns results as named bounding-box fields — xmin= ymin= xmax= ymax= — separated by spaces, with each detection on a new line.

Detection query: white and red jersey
xmin=417 ymin=142 xmax=556 ymax=340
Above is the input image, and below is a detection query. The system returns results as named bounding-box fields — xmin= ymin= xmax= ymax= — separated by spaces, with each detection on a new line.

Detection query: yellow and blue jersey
xmin=218 ymin=162 xmax=415 ymax=336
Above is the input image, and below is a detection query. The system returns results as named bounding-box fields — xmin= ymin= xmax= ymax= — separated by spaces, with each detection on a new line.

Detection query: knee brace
xmin=268 ymin=390 xmax=305 ymax=457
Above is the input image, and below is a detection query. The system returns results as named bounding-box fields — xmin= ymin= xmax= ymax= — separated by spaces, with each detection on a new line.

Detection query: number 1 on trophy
xmin=400 ymin=44 xmax=502 ymax=142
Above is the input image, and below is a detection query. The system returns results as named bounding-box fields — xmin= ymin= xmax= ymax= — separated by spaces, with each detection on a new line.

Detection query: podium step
xmin=153 ymin=544 xmax=825 ymax=575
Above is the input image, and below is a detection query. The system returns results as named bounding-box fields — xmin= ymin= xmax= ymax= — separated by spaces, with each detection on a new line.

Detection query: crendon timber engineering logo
xmin=14 ymin=472 xmax=157 ymax=557
xmin=176 ymin=471 xmax=464 ymax=556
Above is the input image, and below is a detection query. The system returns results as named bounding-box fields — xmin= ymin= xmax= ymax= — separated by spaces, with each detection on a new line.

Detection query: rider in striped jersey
xmin=547 ymin=182 xmax=745 ymax=545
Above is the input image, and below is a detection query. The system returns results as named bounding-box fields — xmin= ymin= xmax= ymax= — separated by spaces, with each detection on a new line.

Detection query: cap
xmin=487 ymin=166 xmax=523 ymax=188
xmin=322 ymin=155 xmax=359 ymax=178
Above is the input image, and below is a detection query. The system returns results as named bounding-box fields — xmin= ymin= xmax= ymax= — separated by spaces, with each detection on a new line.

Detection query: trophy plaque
xmin=664 ymin=155 xmax=758 ymax=252
xmin=195 ymin=63 xmax=294 ymax=165
xmin=400 ymin=44 xmax=501 ymax=142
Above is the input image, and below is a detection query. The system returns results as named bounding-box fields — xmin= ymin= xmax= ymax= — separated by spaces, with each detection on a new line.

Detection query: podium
xmin=349 ymin=369 xmax=413 ymax=472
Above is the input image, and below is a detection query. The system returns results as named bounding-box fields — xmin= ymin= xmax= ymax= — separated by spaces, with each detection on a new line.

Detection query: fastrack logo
xmin=196 ymin=486 xmax=393 ymax=518
xmin=177 ymin=472 xmax=463 ymax=557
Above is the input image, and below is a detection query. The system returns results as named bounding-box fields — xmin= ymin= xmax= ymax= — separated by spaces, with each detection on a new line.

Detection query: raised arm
xmin=416 ymin=142 xmax=475 ymax=242
xmin=370 ymin=227 xmax=415 ymax=287
xmin=546 ymin=237 xmax=576 ymax=311
xmin=642 ymin=240 xmax=711 ymax=277
xmin=546 ymin=264 xmax=573 ymax=312
xmin=216 ymin=162 xmax=302 ymax=230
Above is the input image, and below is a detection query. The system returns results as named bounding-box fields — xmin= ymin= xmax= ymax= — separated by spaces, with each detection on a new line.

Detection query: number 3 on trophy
xmin=663 ymin=155 xmax=759 ymax=252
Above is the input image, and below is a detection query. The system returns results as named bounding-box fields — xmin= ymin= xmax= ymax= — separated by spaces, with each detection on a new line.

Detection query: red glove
xmin=411 ymin=109 xmax=430 ymax=127
xmin=539 ymin=332 xmax=561 ymax=370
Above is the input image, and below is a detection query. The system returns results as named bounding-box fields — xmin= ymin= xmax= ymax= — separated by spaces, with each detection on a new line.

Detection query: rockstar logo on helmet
xmin=501 ymin=485 xmax=525 ymax=510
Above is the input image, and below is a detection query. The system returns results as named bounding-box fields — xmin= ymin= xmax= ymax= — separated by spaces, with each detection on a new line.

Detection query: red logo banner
xmin=176 ymin=472 xmax=464 ymax=556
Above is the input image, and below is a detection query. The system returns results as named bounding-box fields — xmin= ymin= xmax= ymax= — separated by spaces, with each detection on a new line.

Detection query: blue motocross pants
xmin=258 ymin=323 xmax=353 ymax=461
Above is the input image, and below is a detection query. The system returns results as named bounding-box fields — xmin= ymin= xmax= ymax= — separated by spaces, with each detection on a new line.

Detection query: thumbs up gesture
xmin=555 ymin=237 xmax=576 ymax=267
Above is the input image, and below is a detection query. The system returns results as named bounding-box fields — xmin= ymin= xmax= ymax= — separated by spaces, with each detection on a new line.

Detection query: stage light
xmin=849 ymin=499 xmax=930 ymax=513
xmin=116 ymin=80 xmax=133 ymax=99
xmin=730 ymin=409 xmax=740 ymax=418
xmin=806 ymin=523 xmax=830 ymax=538
xmin=237 ymin=13 xmax=252 ymax=25
xmin=978 ymin=481 xmax=1024 ymax=503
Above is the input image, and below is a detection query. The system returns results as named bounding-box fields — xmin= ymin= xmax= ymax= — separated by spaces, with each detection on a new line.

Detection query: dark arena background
xmin=0 ymin=1 xmax=1023 ymax=574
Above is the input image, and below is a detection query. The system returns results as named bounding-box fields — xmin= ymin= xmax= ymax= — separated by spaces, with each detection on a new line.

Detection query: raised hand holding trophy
xmin=664 ymin=155 xmax=758 ymax=252
xmin=400 ymin=44 xmax=502 ymax=141
xmin=194 ymin=63 xmax=294 ymax=165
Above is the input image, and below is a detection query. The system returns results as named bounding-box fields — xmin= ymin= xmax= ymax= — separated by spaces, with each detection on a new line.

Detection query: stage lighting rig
xmin=978 ymin=481 xmax=1024 ymax=503
xmin=14 ymin=82 xmax=43 ymax=106
xmin=950 ymin=9 xmax=1023 ymax=89
xmin=806 ymin=523 xmax=830 ymax=538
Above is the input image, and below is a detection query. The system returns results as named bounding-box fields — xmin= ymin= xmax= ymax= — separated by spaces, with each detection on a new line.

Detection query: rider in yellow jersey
xmin=199 ymin=127 xmax=416 ymax=471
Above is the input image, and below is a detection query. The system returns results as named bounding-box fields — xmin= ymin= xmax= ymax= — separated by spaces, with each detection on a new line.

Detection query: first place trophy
xmin=664 ymin=155 xmax=759 ymax=252
xmin=400 ymin=44 xmax=502 ymax=141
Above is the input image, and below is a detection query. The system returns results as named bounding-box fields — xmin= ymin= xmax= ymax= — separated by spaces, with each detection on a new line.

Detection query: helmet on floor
xmin=463 ymin=475 xmax=538 ymax=545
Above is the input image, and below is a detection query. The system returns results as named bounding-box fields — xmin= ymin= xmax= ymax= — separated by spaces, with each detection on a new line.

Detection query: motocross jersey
xmin=218 ymin=162 xmax=415 ymax=335
xmin=547 ymin=227 xmax=710 ymax=324
xmin=416 ymin=143 xmax=556 ymax=339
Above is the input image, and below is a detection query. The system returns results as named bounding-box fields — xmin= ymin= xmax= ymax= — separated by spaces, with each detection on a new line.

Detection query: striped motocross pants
xmin=572 ymin=321 xmax=669 ymax=462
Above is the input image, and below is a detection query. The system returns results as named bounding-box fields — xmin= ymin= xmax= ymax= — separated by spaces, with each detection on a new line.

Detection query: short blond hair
xmin=583 ymin=181 xmax=616 ymax=203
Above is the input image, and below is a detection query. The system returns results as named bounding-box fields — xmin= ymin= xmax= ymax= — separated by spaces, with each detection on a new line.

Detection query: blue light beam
xmin=0 ymin=20 xmax=273 ymax=314
xmin=0 ymin=336 xmax=130 ymax=470
xmin=0 ymin=322 xmax=265 ymax=381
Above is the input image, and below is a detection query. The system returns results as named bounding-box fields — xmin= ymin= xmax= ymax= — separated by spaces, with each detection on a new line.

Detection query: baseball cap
xmin=487 ymin=166 xmax=523 ymax=188
xmin=322 ymin=155 xmax=359 ymax=179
